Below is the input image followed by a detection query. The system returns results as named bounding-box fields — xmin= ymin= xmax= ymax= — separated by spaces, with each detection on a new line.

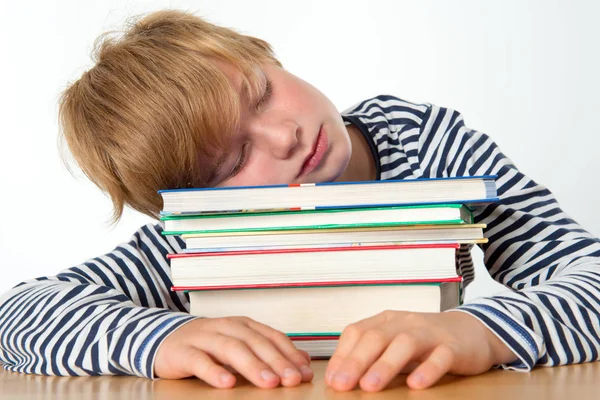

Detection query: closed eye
xmin=227 ymin=77 xmax=270 ymax=179
xmin=229 ymin=142 xmax=249 ymax=177
xmin=255 ymin=78 xmax=273 ymax=110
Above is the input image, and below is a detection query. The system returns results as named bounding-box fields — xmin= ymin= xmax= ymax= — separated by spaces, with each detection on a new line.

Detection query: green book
xmin=161 ymin=204 xmax=473 ymax=235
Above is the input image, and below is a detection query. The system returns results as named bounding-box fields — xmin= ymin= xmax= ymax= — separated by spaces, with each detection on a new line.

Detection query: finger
xmin=358 ymin=332 xmax=433 ymax=392
xmin=245 ymin=318 xmax=313 ymax=382
xmin=195 ymin=333 xmax=281 ymax=389
xmin=213 ymin=319 xmax=304 ymax=387
xmin=399 ymin=360 xmax=420 ymax=374
xmin=406 ymin=344 xmax=455 ymax=390
xmin=328 ymin=328 xmax=392 ymax=391
xmin=299 ymin=349 xmax=311 ymax=364
xmin=182 ymin=348 xmax=236 ymax=388
xmin=325 ymin=311 xmax=390 ymax=385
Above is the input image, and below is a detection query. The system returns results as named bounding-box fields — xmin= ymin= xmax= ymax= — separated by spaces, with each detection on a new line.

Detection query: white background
xmin=1 ymin=0 xmax=598 ymax=301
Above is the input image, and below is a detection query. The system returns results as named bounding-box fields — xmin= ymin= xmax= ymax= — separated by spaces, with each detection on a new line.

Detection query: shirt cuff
xmin=131 ymin=310 xmax=198 ymax=378
xmin=446 ymin=301 xmax=545 ymax=371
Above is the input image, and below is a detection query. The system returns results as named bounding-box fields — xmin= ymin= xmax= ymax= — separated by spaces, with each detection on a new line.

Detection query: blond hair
xmin=59 ymin=10 xmax=281 ymax=223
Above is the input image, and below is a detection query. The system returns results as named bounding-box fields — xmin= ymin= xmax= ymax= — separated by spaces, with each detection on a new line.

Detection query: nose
xmin=253 ymin=119 xmax=300 ymax=159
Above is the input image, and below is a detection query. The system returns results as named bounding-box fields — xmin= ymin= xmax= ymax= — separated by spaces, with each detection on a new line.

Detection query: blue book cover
xmin=159 ymin=175 xmax=498 ymax=215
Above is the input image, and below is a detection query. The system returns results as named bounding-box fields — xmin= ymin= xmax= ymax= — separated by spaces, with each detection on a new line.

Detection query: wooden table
xmin=1 ymin=360 xmax=598 ymax=399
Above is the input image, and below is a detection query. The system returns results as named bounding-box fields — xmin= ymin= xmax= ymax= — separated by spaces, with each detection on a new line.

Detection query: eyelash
xmin=229 ymin=79 xmax=272 ymax=178
xmin=230 ymin=142 xmax=249 ymax=177
xmin=255 ymin=79 xmax=273 ymax=110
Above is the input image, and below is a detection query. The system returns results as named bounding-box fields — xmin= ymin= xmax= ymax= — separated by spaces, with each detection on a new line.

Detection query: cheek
xmin=250 ymin=161 xmax=285 ymax=183
xmin=236 ymin=155 xmax=288 ymax=186
xmin=280 ymin=82 xmax=320 ymax=115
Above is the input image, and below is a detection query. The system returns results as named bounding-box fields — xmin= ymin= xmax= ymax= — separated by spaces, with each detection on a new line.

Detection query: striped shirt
xmin=1 ymin=95 xmax=599 ymax=377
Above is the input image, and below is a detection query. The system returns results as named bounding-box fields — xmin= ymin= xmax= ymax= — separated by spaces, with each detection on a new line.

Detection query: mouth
xmin=297 ymin=125 xmax=328 ymax=178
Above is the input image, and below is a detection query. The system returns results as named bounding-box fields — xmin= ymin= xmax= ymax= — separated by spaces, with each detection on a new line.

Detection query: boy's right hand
xmin=154 ymin=316 xmax=314 ymax=388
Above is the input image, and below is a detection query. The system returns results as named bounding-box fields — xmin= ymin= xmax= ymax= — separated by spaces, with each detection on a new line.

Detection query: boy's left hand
xmin=325 ymin=310 xmax=518 ymax=392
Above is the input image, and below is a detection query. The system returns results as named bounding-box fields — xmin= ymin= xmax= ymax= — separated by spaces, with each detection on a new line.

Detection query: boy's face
xmin=210 ymin=62 xmax=352 ymax=187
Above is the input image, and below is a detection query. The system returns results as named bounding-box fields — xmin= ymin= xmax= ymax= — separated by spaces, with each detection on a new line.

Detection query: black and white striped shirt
xmin=1 ymin=95 xmax=598 ymax=377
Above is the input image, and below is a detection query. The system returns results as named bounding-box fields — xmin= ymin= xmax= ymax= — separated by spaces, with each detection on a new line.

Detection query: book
xmin=180 ymin=224 xmax=487 ymax=253
xmin=168 ymin=243 xmax=460 ymax=289
xmin=289 ymin=335 xmax=339 ymax=360
xmin=158 ymin=176 xmax=497 ymax=215
xmin=160 ymin=204 xmax=473 ymax=234
xmin=187 ymin=280 xmax=461 ymax=335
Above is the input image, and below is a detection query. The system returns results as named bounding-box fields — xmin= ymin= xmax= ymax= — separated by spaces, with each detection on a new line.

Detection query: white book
xmin=188 ymin=282 xmax=461 ymax=335
xmin=290 ymin=337 xmax=339 ymax=360
xmin=159 ymin=176 xmax=497 ymax=214
xmin=181 ymin=224 xmax=486 ymax=253
xmin=168 ymin=243 xmax=460 ymax=289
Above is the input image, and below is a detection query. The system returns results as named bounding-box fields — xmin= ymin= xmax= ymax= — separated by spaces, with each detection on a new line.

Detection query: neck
xmin=335 ymin=123 xmax=377 ymax=182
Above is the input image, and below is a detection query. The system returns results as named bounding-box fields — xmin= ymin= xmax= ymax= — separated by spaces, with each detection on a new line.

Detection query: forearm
xmin=450 ymin=260 xmax=600 ymax=370
xmin=0 ymin=223 xmax=200 ymax=377
xmin=0 ymin=279 xmax=196 ymax=377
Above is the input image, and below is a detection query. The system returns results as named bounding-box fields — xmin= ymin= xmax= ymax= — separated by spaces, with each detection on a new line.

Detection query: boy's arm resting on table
xmin=0 ymin=223 xmax=197 ymax=378
xmin=413 ymin=100 xmax=600 ymax=371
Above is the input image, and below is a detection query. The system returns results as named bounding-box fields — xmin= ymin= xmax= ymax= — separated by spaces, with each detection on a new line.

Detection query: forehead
xmin=211 ymin=58 xmax=263 ymax=102
xmin=212 ymin=59 xmax=243 ymax=92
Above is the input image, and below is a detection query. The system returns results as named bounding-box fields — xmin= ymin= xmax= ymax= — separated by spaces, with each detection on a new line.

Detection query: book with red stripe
xmin=289 ymin=335 xmax=339 ymax=360
xmin=158 ymin=175 xmax=497 ymax=215
xmin=172 ymin=276 xmax=462 ymax=291
xmin=168 ymin=243 xmax=461 ymax=289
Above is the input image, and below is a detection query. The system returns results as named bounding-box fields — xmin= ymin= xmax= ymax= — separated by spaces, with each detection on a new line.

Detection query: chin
xmin=328 ymin=155 xmax=352 ymax=182
xmin=317 ymin=163 xmax=349 ymax=183
xmin=303 ymin=145 xmax=351 ymax=183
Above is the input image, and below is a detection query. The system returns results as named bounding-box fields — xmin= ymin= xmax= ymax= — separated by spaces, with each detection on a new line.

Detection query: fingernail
xmin=410 ymin=372 xmax=425 ymax=387
xmin=363 ymin=372 xmax=381 ymax=387
xmin=332 ymin=372 xmax=350 ymax=385
xmin=300 ymin=365 xmax=313 ymax=377
xmin=284 ymin=368 xmax=299 ymax=378
xmin=220 ymin=373 xmax=234 ymax=385
xmin=261 ymin=369 xmax=278 ymax=382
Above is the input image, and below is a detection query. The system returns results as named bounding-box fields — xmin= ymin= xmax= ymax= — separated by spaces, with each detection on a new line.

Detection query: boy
xmin=1 ymin=9 xmax=599 ymax=393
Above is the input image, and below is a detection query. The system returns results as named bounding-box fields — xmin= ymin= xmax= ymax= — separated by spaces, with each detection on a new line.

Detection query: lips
xmin=298 ymin=125 xmax=328 ymax=178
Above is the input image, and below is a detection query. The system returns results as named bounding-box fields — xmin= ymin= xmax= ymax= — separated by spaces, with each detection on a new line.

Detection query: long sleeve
xmin=342 ymin=94 xmax=600 ymax=371
xmin=0 ymin=223 xmax=197 ymax=377
xmin=412 ymin=99 xmax=600 ymax=370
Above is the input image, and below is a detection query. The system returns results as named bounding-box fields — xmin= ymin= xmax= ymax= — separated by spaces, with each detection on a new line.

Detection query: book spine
xmin=289 ymin=335 xmax=340 ymax=340
xmin=167 ymin=242 xmax=460 ymax=259
xmin=172 ymin=276 xmax=463 ymax=291
xmin=162 ymin=220 xmax=466 ymax=236
xmin=158 ymin=175 xmax=498 ymax=194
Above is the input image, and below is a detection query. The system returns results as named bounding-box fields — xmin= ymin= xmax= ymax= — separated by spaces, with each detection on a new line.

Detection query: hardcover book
xmin=158 ymin=176 xmax=497 ymax=215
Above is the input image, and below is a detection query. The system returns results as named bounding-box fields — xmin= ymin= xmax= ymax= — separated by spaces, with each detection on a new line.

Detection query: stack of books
xmin=159 ymin=176 xmax=497 ymax=358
